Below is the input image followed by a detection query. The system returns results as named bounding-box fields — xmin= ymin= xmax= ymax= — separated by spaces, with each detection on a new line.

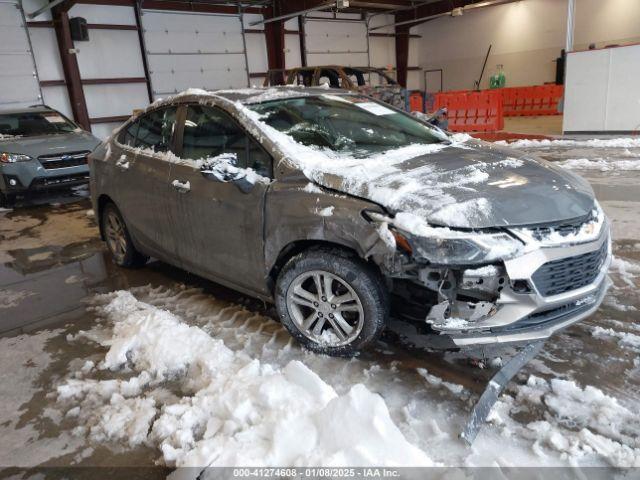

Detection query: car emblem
xmin=61 ymin=155 xmax=71 ymax=161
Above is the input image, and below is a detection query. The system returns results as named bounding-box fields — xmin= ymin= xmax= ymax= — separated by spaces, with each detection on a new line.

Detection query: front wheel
xmin=101 ymin=203 xmax=148 ymax=268
xmin=275 ymin=248 xmax=389 ymax=357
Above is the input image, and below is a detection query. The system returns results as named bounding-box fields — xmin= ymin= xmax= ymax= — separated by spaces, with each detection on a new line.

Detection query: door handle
xmin=171 ymin=179 xmax=191 ymax=193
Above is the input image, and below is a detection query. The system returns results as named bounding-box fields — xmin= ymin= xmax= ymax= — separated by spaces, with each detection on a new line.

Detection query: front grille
xmin=526 ymin=212 xmax=595 ymax=241
xmin=531 ymin=240 xmax=608 ymax=296
xmin=38 ymin=151 xmax=90 ymax=170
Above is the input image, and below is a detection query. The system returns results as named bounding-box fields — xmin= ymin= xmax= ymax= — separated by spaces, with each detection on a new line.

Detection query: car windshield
xmin=0 ymin=111 xmax=79 ymax=138
xmin=246 ymin=94 xmax=446 ymax=157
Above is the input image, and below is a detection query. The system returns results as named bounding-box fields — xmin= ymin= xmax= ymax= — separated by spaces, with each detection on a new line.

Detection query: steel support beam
xmin=565 ymin=0 xmax=576 ymax=52
xmin=394 ymin=23 xmax=409 ymax=87
xmin=263 ymin=5 xmax=286 ymax=85
xmin=52 ymin=6 xmax=90 ymax=130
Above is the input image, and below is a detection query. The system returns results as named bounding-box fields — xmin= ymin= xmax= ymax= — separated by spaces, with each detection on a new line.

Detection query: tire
xmin=0 ymin=192 xmax=16 ymax=209
xmin=275 ymin=247 xmax=389 ymax=357
xmin=101 ymin=202 xmax=148 ymax=268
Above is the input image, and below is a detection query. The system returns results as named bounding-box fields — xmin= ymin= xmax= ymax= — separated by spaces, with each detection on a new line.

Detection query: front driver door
xmin=115 ymin=106 xmax=178 ymax=259
xmin=169 ymin=104 xmax=272 ymax=295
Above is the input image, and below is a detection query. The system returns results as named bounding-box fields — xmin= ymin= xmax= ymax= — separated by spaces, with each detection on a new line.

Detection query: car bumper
xmin=1 ymin=161 xmax=90 ymax=194
xmin=433 ymin=222 xmax=612 ymax=348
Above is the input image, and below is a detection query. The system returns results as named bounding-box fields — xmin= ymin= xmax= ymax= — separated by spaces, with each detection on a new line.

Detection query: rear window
xmin=0 ymin=111 xmax=79 ymax=137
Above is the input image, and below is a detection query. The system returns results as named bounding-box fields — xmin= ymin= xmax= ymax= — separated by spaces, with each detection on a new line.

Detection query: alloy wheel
xmin=286 ymin=270 xmax=365 ymax=347
xmin=104 ymin=210 xmax=127 ymax=264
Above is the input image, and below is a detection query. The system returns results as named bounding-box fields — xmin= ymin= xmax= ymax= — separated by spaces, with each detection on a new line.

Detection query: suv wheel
xmin=0 ymin=192 xmax=16 ymax=209
xmin=275 ymin=248 xmax=388 ymax=356
xmin=101 ymin=203 xmax=148 ymax=268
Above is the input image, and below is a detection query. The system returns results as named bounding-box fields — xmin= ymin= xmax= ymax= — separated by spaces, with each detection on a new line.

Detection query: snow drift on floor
xmin=56 ymin=291 xmax=433 ymax=468
xmin=556 ymin=158 xmax=640 ymax=172
xmin=497 ymin=138 xmax=640 ymax=149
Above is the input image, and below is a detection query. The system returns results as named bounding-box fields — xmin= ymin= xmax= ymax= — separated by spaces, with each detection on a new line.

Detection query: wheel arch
xmin=96 ymin=194 xmax=115 ymax=240
xmin=267 ymin=239 xmax=383 ymax=295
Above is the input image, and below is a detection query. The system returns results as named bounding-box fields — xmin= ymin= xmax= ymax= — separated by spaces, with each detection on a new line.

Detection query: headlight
xmin=365 ymin=210 xmax=523 ymax=265
xmin=0 ymin=153 xmax=32 ymax=163
xmin=409 ymin=231 xmax=522 ymax=265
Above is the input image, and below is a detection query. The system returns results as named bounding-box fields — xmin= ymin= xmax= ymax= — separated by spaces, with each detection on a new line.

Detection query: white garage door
xmin=140 ymin=9 xmax=249 ymax=99
xmin=304 ymin=18 xmax=369 ymax=67
xmin=0 ymin=1 xmax=42 ymax=108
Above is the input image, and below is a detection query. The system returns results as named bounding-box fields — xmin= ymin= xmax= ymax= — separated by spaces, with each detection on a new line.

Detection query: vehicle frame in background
xmin=263 ymin=66 xmax=407 ymax=110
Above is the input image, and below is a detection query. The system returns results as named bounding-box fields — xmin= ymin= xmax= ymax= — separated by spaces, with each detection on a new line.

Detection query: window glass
xmin=134 ymin=107 xmax=177 ymax=152
xmin=181 ymin=105 xmax=271 ymax=177
xmin=118 ymin=121 xmax=139 ymax=147
xmin=247 ymin=95 xmax=445 ymax=158
xmin=0 ymin=111 xmax=78 ymax=137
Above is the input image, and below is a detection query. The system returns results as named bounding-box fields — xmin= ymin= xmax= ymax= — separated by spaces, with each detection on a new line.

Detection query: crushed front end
xmin=367 ymin=203 xmax=612 ymax=350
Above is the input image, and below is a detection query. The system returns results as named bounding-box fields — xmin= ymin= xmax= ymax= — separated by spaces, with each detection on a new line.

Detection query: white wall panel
xmin=564 ymin=44 xmax=640 ymax=133
xmin=28 ymin=27 xmax=64 ymax=81
xmin=84 ymin=83 xmax=148 ymax=119
xmin=305 ymin=19 xmax=369 ymax=68
xmin=76 ymin=30 xmax=145 ymax=79
xmin=41 ymin=85 xmax=72 ymax=118
xmin=0 ymin=1 xmax=41 ymax=108
xmin=69 ymin=4 xmax=136 ymax=25
xmin=21 ymin=0 xmax=51 ymax=21
xmin=285 ymin=33 xmax=302 ymax=69
xmin=141 ymin=10 xmax=249 ymax=97
xmin=91 ymin=122 xmax=122 ymax=141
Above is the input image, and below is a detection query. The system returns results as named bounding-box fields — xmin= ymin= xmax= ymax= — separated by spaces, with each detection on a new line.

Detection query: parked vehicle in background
xmin=0 ymin=106 xmax=100 ymax=207
xmin=264 ymin=66 xmax=407 ymax=110
xmin=91 ymin=87 xmax=611 ymax=357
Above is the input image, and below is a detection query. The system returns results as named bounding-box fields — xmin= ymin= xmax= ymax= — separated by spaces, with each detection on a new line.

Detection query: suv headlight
xmin=365 ymin=210 xmax=523 ymax=265
xmin=0 ymin=153 xmax=32 ymax=163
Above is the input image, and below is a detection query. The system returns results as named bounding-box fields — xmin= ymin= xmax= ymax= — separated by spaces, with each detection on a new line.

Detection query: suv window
xmin=132 ymin=107 xmax=177 ymax=152
xmin=118 ymin=121 xmax=139 ymax=147
xmin=181 ymin=105 xmax=272 ymax=177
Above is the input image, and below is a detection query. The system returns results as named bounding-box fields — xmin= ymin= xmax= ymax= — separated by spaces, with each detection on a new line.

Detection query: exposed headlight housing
xmin=365 ymin=210 xmax=523 ymax=266
xmin=408 ymin=230 xmax=522 ymax=265
xmin=0 ymin=152 xmax=32 ymax=163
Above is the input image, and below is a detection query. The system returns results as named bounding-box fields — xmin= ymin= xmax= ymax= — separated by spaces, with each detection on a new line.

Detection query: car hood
xmin=307 ymin=141 xmax=595 ymax=229
xmin=0 ymin=131 xmax=101 ymax=157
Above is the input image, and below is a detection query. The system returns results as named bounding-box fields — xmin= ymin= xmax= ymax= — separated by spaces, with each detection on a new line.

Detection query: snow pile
xmin=592 ymin=326 xmax=640 ymax=353
xmin=556 ymin=158 xmax=640 ymax=171
xmin=56 ymin=291 xmax=433 ymax=468
xmin=501 ymin=375 xmax=640 ymax=467
xmin=609 ymin=256 xmax=640 ymax=288
xmin=497 ymin=138 xmax=640 ymax=149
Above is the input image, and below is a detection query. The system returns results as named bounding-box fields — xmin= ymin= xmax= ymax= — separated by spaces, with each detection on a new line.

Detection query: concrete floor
xmin=1 ymin=144 xmax=639 ymax=470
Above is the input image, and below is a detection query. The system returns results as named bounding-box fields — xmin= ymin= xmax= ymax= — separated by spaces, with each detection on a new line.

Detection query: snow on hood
xmin=235 ymin=103 xmax=595 ymax=229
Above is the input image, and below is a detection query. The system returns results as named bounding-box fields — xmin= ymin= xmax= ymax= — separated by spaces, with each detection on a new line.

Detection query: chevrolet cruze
xmin=90 ymin=87 xmax=611 ymax=356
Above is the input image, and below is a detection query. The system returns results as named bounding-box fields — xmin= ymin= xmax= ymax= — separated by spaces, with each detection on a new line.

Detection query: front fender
xmin=264 ymin=181 xmax=393 ymax=274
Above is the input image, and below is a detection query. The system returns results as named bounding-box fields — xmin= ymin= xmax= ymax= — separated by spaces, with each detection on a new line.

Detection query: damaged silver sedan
xmin=90 ymin=87 xmax=612 ymax=357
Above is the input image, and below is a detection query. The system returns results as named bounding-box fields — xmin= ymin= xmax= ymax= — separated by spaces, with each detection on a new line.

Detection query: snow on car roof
xmin=159 ymin=85 xmax=349 ymax=106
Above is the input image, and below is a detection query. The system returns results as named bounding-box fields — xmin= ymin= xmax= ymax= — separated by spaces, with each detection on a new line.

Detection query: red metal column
xmin=395 ymin=24 xmax=409 ymax=88
xmin=264 ymin=5 xmax=286 ymax=85
xmin=52 ymin=5 xmax=90 ymax=130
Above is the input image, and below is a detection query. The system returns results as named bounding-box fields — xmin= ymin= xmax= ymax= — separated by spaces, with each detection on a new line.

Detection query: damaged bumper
xmin=428 ymin=222 xmax=612 ymax=348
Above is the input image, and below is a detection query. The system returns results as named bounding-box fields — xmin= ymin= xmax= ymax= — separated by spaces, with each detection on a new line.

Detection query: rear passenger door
xmin=168 ymin=104 xmax=272 ymax=295
xmin=115 ymin=106 xmax=179 ymax=259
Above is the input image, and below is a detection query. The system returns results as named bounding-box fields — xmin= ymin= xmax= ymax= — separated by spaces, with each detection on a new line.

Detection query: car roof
xmin=176 ymin=86 xmax=354 ymax=105
xmin=0 ymin=105 xmax=56 ymax=115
